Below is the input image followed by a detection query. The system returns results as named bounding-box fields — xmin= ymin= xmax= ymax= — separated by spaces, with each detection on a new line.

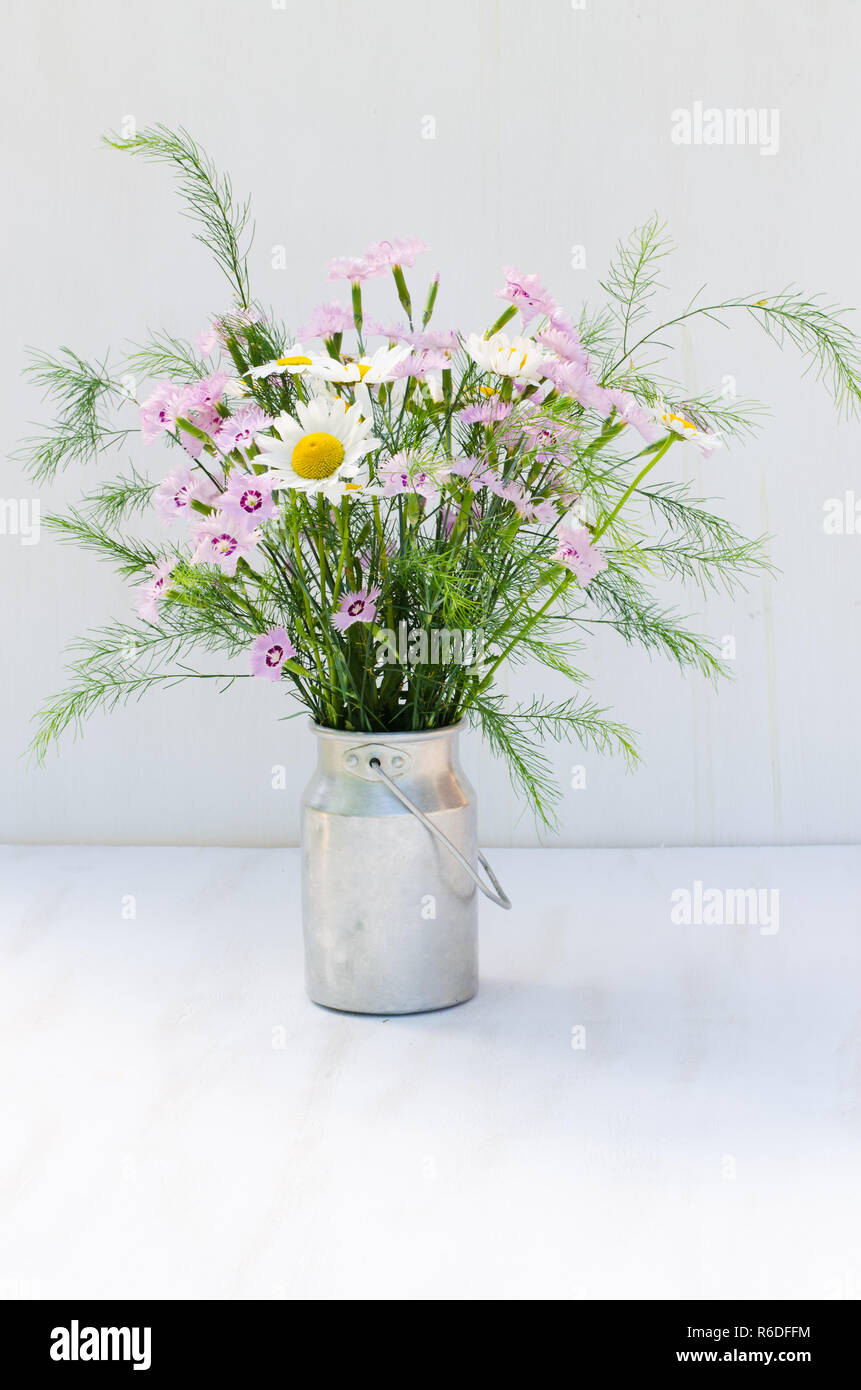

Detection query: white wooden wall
xmin=3 ymin=0 xmax=859 ymax=846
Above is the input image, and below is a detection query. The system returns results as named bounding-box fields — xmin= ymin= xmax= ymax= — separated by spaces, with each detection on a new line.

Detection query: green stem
xmin=288 ymin=505 xmax=333 ymax=717
xmin=392 ymin=265 xmax=413 ymax=327
xmin=421 ymin=274 xmax=439 ymax=327
xmin=592 ymin=434 xmax=675 ymax=540
xmin=372 ymin=498 xmax=395 ymax=631
xmin=460 ymin=573 xmax=573 ymax=715
xmin=351 ymin=281 xmax=364 ymax=349
xmin=485 ymin=304 xmax=518 ymax=337
xmin=462 ymin=439 xmax=676 ymax=714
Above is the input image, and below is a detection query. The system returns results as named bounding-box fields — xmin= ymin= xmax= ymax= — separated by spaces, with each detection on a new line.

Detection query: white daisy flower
xmin=652 ymin=402 xmax=723 ymax=456
xmin=423 ymin=371 xmax=446 ymax=403
xmin=247 ymin=343 xmax=345 ymax=382
xmin=310 ymin=344 xmax=414 ymax=417
xmin=319 ymin=343 xmax=413 ymax=385
xmin=465 ymin=331 xmax=551 ymax=382
xmin=222 ymin=377 xmax=252 ymax=400
xmin=254 ymin=396 xmax=380 ymax=503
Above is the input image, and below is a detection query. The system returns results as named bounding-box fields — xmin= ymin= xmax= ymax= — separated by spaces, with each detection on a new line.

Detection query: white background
xmin=3 ymin=0 xmax=859 ymax=848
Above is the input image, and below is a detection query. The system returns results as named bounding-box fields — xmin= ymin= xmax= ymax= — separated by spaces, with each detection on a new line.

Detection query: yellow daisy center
xmin=291 ymin=431 xmax=345 ymax=479
xmin=277 ymin=355 xmax=313 ymax=367
xmin=664 ymin=412 xmax=696 ymax=431
xmin=356 ymin=362 xmax=373 ymax=380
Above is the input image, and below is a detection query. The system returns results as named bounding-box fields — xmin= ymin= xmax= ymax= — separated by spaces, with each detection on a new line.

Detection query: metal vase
xmin=301 ymin=721 xmax=479 ymax=1014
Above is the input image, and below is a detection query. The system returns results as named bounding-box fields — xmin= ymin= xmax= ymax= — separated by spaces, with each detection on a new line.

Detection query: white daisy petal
xmin=465 ymin=331 xmax=551 ymax=382
xmin=250 ymin=395 xmax=379 ymax=500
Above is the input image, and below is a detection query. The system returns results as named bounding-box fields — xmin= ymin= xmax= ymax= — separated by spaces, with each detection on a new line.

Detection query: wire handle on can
xmin=368 ymin=757 xmax=512 ymax=910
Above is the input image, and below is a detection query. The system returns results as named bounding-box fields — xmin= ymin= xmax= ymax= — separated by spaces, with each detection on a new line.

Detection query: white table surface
xmin=1 ymin=844 xmax=859 ymax=1302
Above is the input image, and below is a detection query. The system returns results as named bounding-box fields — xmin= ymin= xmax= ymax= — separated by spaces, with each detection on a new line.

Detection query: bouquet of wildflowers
xmin=22 ymin=128 xmax=861 ymax=826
